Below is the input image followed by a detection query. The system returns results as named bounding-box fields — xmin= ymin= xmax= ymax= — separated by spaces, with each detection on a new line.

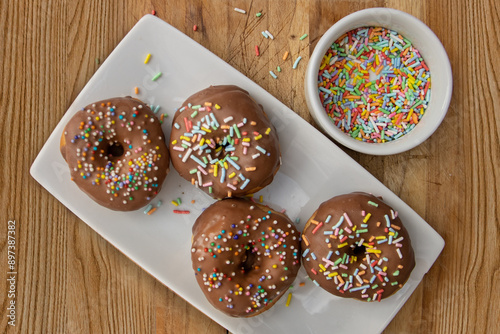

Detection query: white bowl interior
xmin=305 ymin=8 xmax=453 ymax=155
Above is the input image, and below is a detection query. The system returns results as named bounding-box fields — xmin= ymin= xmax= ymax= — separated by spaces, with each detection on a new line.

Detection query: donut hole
xmin=240 ymin=246 xmax=257 ymax=273
xmin=215 ymin=139 xmax=230 ymax=152
xmin=349 ymin=244 xmax=367 ymax=257
xmin=107 ymin=142 xmax=125 ymax=158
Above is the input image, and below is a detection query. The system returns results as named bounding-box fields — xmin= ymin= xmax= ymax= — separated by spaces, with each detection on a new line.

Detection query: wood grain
xmin=1 ymin=0 xmax=498 ymax=333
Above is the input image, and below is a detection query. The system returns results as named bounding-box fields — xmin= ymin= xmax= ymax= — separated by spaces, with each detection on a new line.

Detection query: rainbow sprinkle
xmin=318 ymin=27 xmax=431 ymax=143
xmin=292 ymin=56 xmax=302 ymax=69
xmin=143 ymin=204 xmax=153 ymax=214
xmin=144 ymin=200 xmax=163 ymax=215
xmin=151 ymin=72 xmax=162 ymax=81
xmin=285 ymin=292 xmax=293 ymax=307
xmin=265 ymin=30 xmax=274 ymax=40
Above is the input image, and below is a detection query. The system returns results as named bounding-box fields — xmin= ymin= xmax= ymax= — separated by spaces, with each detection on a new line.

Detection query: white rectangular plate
xmin=30 ymin=15 xmax=444 ymax=334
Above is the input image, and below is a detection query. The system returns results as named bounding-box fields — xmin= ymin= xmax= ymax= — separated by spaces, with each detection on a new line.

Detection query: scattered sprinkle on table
xmin=143 ymin=200 xmax=162 ymax=215
xmin=299 ymin=33 xmax=308 ymax=40
xmin=143 ymin=204 xmax=153 ymax=214
xmin=134 ymin=86 xmax=139 ymax=94
xmin=151 ymin=10 xmax=156 ymax=15
xmin=234 ymin=8 xmax=246 ymax=14
xmin=292 ymin=56 xmax=302 ymax=69
xmin=171 ymin=197 xmax=182 ymax=206
xmin=159 ymin=113 xmax=167 ymax=123
xmin=151 ymin=72 xmax=162 ymax=81
xmin=269 ymin=70 xmax=278 ymax=79
xmin=193 ymin=25 xmax=198 ymax=31
xmin=95 ymin=58 xmax=100 ymax=65
xmin=255 ymin=45 xmax=260 ymax=56
xmin=283 ymin=51 xmax=289 ymax=60
xmin=285 ymin=292 xmax=293 ymax=307
xmin=256 ymin=12 xmax=262 ymax=17
xmin=144 ymin=53 xmax=151 ymax=64
xmin=318 ymin=26 xmax=431 ymax=143
xmin=173 ymin=210 xmax=190 ymax=214
xmin=265 ymin=30 xmax=274 ymax=40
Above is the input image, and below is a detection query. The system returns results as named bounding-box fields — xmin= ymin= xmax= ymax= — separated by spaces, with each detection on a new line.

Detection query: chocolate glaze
xmin=169 ymin=85 xmax=280 ymax=199
xmin=301 ymin=192 xmax=415 ymax=301
xmin=60 ymin=97 xmax=170 ymax=211
xmin=191 ymin=198 xmax=301 ymax=317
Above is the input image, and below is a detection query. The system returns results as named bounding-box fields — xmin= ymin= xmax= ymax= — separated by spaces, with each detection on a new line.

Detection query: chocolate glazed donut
xmin=169 ymin=85 xmax=281 ymax=199
xmin=301 ymin=192 xmax=415 ymax=301
xmin=191 ymin=198 xmax=301 ymax=317
xmin=60 ymin=97 xmax=170 ymax=211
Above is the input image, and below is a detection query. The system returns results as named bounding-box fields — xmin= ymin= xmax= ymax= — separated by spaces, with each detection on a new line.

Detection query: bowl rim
xmin=305 ymin=7 xmax=453 ymax=155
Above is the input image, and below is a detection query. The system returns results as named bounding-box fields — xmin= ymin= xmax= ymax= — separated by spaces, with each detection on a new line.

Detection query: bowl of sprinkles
xmin=305 ymin=8 xmax=452 ymax=155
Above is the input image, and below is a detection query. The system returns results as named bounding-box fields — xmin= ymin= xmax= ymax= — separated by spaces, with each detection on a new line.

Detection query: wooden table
xmin=1 ymin=0 xmax=498 ymax=333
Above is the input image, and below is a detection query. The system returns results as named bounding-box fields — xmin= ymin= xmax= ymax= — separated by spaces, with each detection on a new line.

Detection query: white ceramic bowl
xmin=305 ymin=8 xmax=453 ymax=155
